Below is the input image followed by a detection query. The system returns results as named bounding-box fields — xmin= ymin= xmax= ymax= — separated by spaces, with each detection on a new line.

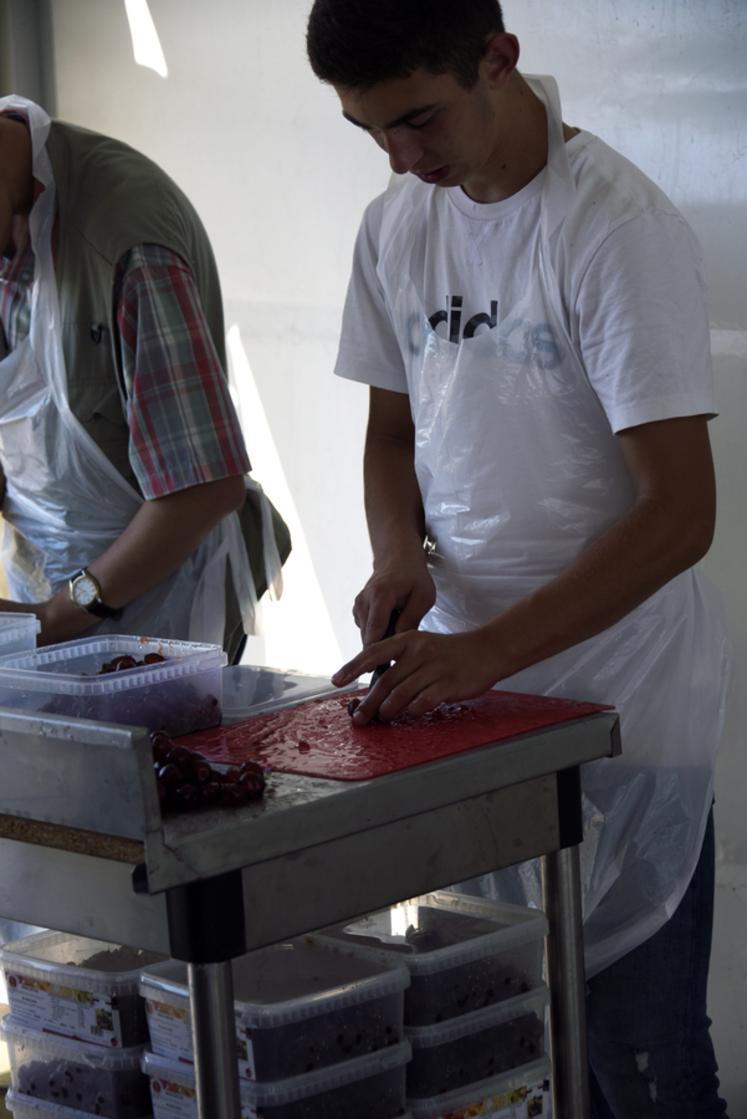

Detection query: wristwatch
xmin=68 ymin=569 xmax=122 ymax=620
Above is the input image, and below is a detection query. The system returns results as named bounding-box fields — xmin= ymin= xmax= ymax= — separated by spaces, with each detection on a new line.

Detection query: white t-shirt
xmin=336 ymin=130 xmax=714 ymax=434
xmin=335 ymin=130 xmax=715 ymax=605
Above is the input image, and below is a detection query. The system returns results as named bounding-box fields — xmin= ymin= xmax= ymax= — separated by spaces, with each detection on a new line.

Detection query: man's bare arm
xmin=352 ymin=386 xmax=436 ymax=645
xmin=0 ymin=475 xmax=246 ymax=644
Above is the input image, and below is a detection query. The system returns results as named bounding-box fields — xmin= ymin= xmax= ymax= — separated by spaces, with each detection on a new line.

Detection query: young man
xmin=0 ymin=96 xmax=288 ymax=658
xmin=307 ymin=1 xmax=730 ymax=1115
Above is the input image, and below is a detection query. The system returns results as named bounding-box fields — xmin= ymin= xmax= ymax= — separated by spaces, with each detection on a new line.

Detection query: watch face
xmin=72 ymin=574 xmax=98 ymax=608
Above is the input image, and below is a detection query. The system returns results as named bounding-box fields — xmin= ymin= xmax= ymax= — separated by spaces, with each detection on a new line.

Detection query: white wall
xmin=46 ymin=0 xmax=746 ymax=1108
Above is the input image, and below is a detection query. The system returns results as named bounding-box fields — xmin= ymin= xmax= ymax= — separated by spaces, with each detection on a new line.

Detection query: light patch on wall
xmin=124 ymin=0 xmax=168 ymax=79
xmin=226 ymin=325 xmax=342 ymax=674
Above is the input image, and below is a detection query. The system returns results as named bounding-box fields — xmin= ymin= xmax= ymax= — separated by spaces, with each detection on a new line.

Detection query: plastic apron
xmin=0 ymin=96 xmax=261 ymax=647
xmin=376 ymin=77 xmax=730 ymax=976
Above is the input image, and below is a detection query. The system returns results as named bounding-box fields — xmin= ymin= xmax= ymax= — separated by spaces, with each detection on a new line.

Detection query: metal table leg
xmin=165 ymin=869 xmax=247 ymax=1119
xmin=542 ymin=842 xmax=590 ymax=1119
xmin=189 ymin=961 xmax=241 ymax=1119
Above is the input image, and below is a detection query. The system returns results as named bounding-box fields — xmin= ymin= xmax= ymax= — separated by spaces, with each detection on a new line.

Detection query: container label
xmin=437 ymin=1074 xmax=551 ymax=1118
xmin=5 ymin=973 xmax=124 ymax=1048
xmin=144 ymin=998 xmax=193 ymax=1061
xmin=149 ymin=1075 xmax=196 ymax=1119
xmin=149 ymin=1076 xmax=257 ymax=1119
xmin=145 ymin=999 xmax=257 ymax=1080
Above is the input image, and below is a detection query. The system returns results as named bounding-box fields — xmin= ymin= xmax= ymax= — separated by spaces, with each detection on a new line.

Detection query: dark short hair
xmin=306 ymin=0 xmax=506 ymax=91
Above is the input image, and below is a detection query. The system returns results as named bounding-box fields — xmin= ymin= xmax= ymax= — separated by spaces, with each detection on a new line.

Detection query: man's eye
xmin=405 ymin=115 xmax=434 ymax=130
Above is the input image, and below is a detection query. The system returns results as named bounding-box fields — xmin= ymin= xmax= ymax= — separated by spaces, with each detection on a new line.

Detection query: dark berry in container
xmin=140 ymin=938 xmax=409 ymax=1081
xmin=405 ymin=987 xmax=548 ymax=1098
xmin=143 ymin=1041 xmax=410 ymax=1119
xmin=318 ymin=891 xmax=548 ymax=1026
xmin=1 ymin=1018 xmax=150 ymax=1118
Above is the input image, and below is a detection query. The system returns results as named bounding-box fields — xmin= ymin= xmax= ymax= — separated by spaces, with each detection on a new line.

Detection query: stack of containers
xmin=139 ymin=938 xmax=411 ymax=1119
xmin=0 ymin=930 xmax=167 ymax=1119
xmin=0 ymin=612 xmax=43 ymax=1065
xmin=317 ymin=891 xmax=552 ymax=1116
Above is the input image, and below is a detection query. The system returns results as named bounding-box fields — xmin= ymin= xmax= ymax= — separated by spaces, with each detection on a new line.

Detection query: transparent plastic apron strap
xmin=526 ymin=77 xmax=586 ymax=374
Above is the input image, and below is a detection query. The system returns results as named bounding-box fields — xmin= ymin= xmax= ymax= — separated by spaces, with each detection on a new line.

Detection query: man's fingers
xmin=352 ymin=591 xmax=369 ymax=633
xmin=362 ymin=603 xmax=396 ymax=647
xmin=395 ymin=601 xmax=425 ymax=634
xmin=352 ymin=650 xmax=437 ymax=724
xmin=377 ymin=670 xmax=437 ymax=722
xmin=331 ymin=633 xmax=398 ymax=687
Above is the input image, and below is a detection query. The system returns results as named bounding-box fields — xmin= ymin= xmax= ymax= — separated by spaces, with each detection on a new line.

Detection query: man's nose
xmin=379 ymin=129 xmax=423 ymax=175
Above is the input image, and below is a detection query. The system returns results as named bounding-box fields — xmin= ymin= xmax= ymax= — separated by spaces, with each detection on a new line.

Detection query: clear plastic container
xmin=0 ymin=1018 xmax=150 ymax=1118
xmin=0 ymin=931 xmax=166 ymax=1049
xmin=142 ymin=1041 xmax=411 ymax=1119
xmin=406 ymin=1057 xmax=552 ymax=1118
xmin=0 ymin=635 xmax=226 ymax=735
xmin=140 ymin=938 xmax=409 ymax=1080
xmin=405 ymin=986 xmax=549 ymax=1098
xmin=221 ymin=665 xmax=338 ymax=722
xmin=318 ymin=891 xmax=548 ymax=1025
xmin=4 ymin=1088 xmax=151 ymax=1119
xmin=0 ymin=614 xmax=41 ymax=659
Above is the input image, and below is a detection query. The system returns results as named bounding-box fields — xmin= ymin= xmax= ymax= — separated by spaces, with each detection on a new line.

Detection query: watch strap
xmin=86 ymin=598 xmax=123 ymax=620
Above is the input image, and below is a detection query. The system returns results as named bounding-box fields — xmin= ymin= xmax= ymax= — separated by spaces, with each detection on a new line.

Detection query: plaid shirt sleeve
xmin=115 ymin=244 xmax=251 ymax=500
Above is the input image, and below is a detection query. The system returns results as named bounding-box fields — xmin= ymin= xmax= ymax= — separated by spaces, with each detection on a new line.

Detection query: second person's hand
xmin=353 ymin=561 xmax=436 ymax=648
xmin=332 ymin=627 xmax=501 ymax=724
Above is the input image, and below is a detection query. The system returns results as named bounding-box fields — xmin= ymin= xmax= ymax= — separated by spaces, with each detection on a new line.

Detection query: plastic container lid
xmin=140 ymin=939 xmax=409 ymax=1028
xmin=0 ymin=931 xmax=164 ymax=993
xmin=0 ymin=635 xmax=225 ymax=697
xmin=406 ymin=1057 xmax=551 ymax=1117
xmin=323 ymin=891 xmax=548 ymax=976
xmin=221 ymin=665 xmax=338 ymax=720
xmin=142 ymin=1039 xmax=411 ymax=1105
xmin=405 ymin=986 xmax=549 ymax=1049
xmin=4 ymin=1089 xmax=153 ymax=1119
xmin=4 ymin=1088 xmax=151 ymax=1119
xmin=0 ymin=1016 xmax=146 ymax=1069
xmin=0 ymin=614 xmax=41 ymax=658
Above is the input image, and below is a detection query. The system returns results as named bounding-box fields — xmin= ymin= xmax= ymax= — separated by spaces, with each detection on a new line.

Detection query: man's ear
xmin=481 ymin=32 xmax=520 ymax=89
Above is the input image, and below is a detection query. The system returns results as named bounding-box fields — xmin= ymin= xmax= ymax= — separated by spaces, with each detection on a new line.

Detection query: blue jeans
xmin=586 ymin=809 xmax=729 ymax=1118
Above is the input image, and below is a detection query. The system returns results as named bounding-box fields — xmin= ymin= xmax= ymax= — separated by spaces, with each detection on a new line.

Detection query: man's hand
xmin=353 ymin=563 xmax=436 ymax=647
xmin=332 ymin=626 xmax=499 ymax=724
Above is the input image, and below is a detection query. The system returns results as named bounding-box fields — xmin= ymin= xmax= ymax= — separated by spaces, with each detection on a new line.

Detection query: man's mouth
xmin=415 ymin=166 xmax=450 ymax=184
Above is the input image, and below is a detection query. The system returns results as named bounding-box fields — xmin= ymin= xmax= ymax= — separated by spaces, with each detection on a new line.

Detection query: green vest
xmin=45 ymin=120 xmax=235 ymax=490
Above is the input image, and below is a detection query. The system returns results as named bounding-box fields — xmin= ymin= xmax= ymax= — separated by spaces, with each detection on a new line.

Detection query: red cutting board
xmin=181 ymin=689 xmax=612 ymax=781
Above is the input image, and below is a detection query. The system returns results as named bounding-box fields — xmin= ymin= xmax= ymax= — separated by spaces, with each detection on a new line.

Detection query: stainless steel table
xmin=0 ymin=672 xmax=619 ymax=1119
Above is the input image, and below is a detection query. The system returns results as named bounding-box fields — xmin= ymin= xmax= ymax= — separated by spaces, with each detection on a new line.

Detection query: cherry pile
xmin=97 ymin=652 xmax=166 ymax=674
xmin=150 ymin=730 xmax=266 ymax=814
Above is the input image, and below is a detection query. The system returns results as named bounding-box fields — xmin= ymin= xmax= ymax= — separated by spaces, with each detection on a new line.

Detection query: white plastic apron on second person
xmin=375 ymin=77 xmax=730 ymax=975
xmin=0 ymin=96 xmax=259 ymax=646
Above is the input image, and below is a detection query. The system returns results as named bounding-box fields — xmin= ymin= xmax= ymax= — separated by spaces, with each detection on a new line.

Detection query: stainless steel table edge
xmin=142 ymin=711 xmax=621 ymax=894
